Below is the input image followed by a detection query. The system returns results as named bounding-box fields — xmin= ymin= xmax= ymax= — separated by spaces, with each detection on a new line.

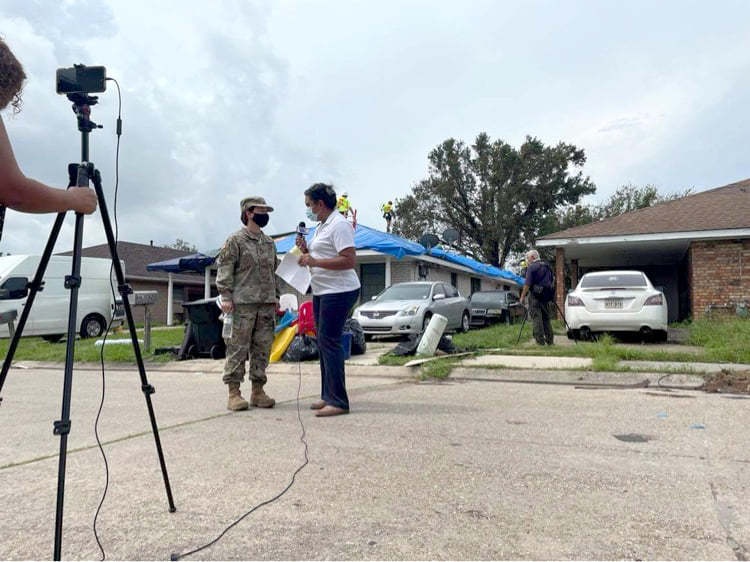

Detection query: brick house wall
xmin=391 ymin=261 xmax=416 ymax=284
xmin=690 ymin=239 xmax=750 ymax=317
xmin=124 ymin=279 xmax=211 ymax=325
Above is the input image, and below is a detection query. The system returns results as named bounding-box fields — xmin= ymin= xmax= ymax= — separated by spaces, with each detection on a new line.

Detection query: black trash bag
xmin=391 ymin=333 xmax=422 ymax=356
xmin=283 ymin=334 xmax=319 ymax=362
xmin=436 ymin=335 xmax=458 ymax=354
xmin=344 ymin=318 xmax=366 ymax=355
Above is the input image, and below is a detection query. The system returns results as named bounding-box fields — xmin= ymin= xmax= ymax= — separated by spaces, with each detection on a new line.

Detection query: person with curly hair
xmin=0 ymin=37 xmax=97 ymax=217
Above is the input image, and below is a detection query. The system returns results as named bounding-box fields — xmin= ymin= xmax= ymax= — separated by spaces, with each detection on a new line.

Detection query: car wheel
xmin=639 ymin=326 xmax=654 ymax=343
xmin=209 ymin=343 xmax=225 ymax=360
xmin=460 ymin=311 xmax=470 ymax=332
xmin=422 ymin=313 xmax=432 ymax=331
xmin=579 ymin=326 xmax=593 ymax=341
xmin=653 ymin=329 xmax=668 ymax=343
xmin=80 ymin=314 xmax=106 ymax=339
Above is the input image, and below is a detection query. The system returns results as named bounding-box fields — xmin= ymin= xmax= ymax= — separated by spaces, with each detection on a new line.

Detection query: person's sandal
xmin=315 ymin=405 xmax=349 ymax=417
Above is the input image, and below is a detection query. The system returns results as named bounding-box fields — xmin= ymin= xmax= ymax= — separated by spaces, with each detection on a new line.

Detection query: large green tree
xmin=543 ymin=183 xmax=693 ymax=234
xmin=167 ymin=238 xmax=197 ymax=252
xmin=394 ymin=133 xmax=595 ymax=267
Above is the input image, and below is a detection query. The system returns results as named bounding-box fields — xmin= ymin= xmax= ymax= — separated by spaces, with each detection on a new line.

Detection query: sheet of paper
xmin=275 ymin=251 xmax=311 ymax=294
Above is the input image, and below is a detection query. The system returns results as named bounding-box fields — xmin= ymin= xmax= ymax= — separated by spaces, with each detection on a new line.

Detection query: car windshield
xmin=470 ymin=293 xmax=505 ymax=306
xmin=378 ymin=284 xmax=431 ymax=301
xmin=581 ymin=273 xmax=646 ymax=288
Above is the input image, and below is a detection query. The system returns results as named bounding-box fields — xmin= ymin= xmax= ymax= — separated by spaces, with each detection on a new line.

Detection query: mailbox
xmin=0 ymin=309 xmax=18 ymax=324
xmin=128 ymin=291 xmax=158 ymax=306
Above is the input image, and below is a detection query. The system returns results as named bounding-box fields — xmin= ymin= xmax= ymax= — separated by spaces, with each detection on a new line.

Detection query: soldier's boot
xmin=227 ymin=383 xmax=249 ymax=411
xmin=250 ymin=382 xmax=276 ymax=408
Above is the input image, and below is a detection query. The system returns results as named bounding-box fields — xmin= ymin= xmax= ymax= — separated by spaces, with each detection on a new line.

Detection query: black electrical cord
xmin=170 ymin=360 xmax=310 ymax=561
xmin=92 ymin=76 xmax=122 ymax=561
xmin=83 ymin=77 xmax=309 ymax=559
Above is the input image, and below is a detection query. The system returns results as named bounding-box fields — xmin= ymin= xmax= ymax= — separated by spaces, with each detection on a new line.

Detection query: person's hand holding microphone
xmin=295 ymin=221 xmax=316 ymax=266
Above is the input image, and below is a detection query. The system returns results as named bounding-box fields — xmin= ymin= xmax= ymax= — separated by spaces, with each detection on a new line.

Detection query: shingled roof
xmin=58 ymin=241 xmax=205 ymax=284
xmin=541 ymin=178 xmax=750 ymax=240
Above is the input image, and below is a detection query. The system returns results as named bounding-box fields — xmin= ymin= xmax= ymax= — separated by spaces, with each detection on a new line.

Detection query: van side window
xmin=0 ymin=277 xmax=29 ymax=300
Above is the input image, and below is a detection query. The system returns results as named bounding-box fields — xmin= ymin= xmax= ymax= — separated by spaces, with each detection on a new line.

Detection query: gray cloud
xmin=3 ymin=0 xmax=750 ymax=257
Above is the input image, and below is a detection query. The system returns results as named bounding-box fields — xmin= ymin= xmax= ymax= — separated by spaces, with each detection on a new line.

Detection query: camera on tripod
xmin=56 ymin=64 xmax=106 ymax=95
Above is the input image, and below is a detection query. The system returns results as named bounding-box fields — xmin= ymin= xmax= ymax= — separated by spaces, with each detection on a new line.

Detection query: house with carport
xmin=536 ymin=179 xmax=750 ymax=321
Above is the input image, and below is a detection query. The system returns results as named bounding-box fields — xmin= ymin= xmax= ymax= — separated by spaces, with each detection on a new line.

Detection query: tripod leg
xmin=0 ymin=213 xmax=67 ymax=399
xmin=91 ymin=168 xmax=177 ymax=513
xmin=516 ymin=306 xmax=528 ymax=345
xmin=53 ymin=209 xmax=87 ymax=560
xmin=553 ymin=300 xmax=577 ymax=343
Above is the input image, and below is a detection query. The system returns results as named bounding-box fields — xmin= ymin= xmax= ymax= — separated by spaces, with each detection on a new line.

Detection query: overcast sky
xmin=2 ymin=0 xmax=749 ymax=256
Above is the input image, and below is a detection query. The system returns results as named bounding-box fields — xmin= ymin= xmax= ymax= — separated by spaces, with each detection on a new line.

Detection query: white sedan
xmin=565 ymin=270 xmax=668 ymax=341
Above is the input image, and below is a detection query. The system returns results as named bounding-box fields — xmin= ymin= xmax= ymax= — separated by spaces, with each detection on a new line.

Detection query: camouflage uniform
xmin=216 ymin=228 xmax=279 ymax=385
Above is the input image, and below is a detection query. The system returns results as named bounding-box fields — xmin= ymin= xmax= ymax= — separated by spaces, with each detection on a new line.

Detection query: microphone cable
xmin=91 ymin=76 xmax=123 ymax=561
xmin=170 ymin=357 xmax=310 ymax=561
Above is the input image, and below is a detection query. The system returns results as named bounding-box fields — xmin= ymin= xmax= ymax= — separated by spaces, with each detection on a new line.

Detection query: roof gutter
xmin=537 ymin=227 xmax=750 ymax=247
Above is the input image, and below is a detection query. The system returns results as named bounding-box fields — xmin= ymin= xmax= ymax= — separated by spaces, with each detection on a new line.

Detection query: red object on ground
xmin=297 ymin=301 xmax=316 ymax=335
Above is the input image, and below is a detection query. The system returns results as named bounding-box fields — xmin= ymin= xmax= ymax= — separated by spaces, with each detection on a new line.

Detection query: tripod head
xmin=57 ymin=64 xmax=106 ymax=135
xmin=67 ymin=93 xmax=102 ymax=134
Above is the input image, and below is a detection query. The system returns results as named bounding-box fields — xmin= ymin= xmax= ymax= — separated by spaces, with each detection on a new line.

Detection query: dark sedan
xmin=469 ymin=290 xmax=523 ymax=327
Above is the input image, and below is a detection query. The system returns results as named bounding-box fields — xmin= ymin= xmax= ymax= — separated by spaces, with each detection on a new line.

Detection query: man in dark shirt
xmin=519 ymin=249 xmax=554 ymax=345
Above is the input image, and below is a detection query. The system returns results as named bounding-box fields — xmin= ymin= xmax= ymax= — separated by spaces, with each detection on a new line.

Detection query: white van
xmin=0 ymin=255 xmax=122 ymax=341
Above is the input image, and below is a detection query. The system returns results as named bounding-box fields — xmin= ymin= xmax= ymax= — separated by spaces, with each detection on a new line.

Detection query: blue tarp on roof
xmin=275 ymin=222 xmax=522 ymax=284
xmin=275 ymin=223 xmax=425 ymax=259
xmin=427 ymin=246 xmax=525 ymax=285
xmin=147 ymin=252 xmax=216 ymax=273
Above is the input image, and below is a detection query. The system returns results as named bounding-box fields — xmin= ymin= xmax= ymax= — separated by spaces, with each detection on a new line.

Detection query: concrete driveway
xmin=0 ymin=355 xmax=748 ymax=560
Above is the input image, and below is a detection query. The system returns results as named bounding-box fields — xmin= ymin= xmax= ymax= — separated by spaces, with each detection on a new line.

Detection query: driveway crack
xmin=710 ymin=482 xmax=748 ymax=561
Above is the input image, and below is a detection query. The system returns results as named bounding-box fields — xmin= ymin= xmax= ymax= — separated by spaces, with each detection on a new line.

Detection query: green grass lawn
xmin=0 ymin=325 xmax=187 ymax=363
xmin=456 ymin=317 xmax=750 ymax=363
xmin=2 ymin=317 xmax=748 ymax=368
xmin=379 ymin=316 xmax=750 ymax=373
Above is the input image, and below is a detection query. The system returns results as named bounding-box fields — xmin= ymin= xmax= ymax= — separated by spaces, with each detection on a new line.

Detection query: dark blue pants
xmin=313 ymin=289 xmax=360 ymax=410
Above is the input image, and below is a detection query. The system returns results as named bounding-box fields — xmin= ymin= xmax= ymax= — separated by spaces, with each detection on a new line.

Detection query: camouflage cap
xmin=240 ymin=196 xmax=274 ymax=212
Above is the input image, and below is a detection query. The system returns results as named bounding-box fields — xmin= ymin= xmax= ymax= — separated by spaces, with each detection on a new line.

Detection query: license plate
xmin=604 ymin=298 xmax=623 ymax=309
xmin=487 ymin=308 xmax=502 ymax=314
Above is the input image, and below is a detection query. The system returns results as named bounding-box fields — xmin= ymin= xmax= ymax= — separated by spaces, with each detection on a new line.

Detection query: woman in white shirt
xmin=297 ymin=183 xmax=360 ymax=417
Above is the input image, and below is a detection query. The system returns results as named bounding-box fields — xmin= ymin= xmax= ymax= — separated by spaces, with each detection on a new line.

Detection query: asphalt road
xmin=0 ymin=358 xmax=748 ymax=560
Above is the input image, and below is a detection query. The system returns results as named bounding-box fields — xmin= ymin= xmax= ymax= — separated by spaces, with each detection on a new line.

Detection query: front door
xmin=360 ymin=263 xmax=385 ymax=304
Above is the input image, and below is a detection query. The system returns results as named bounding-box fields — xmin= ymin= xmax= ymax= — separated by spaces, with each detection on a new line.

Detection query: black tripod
xmin=0 ymin=93 xmax=176 ymax=560
xmin=516 ymin=297 xmax=576 ymax=345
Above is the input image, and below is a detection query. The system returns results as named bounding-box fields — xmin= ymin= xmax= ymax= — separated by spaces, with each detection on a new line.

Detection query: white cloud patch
xmin=2 ymin=0 xmax=750 ymax=256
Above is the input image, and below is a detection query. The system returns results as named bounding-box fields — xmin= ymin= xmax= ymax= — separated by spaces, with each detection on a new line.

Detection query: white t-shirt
xmin=308 ymin=210 xmax=361 ymax=295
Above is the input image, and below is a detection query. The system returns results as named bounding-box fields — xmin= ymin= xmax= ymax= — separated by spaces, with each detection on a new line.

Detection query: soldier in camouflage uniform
xmin=216 ymin=196 xmax=279 ymax=411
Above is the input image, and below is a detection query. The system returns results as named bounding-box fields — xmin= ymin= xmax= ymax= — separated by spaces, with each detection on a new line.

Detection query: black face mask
xmin=252 ymin=213 xmax=270 ymax=227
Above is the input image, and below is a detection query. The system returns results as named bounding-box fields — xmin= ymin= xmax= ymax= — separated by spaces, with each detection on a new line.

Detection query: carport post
xmin=204 ymin=267 xmax=210 ymax=299
xmin=167 ymin=272 xmax=173 ymax=326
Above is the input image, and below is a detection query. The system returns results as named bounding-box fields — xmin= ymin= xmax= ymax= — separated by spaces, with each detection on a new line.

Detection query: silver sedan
xmin=352 ymin=281 xmax=471 ymax=339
